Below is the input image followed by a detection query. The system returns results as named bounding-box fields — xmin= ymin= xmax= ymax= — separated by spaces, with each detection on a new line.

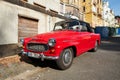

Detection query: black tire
xmin=91 ymin=41 xmax=98 ymax=52
xmin=56 ymin=48 xmax=74 ymax=70
xmin=28 ymin=57 xmax=38 ymax=62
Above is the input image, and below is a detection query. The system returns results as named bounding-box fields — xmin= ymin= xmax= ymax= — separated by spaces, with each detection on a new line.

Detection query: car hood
xmin=28 ymin=30 xmax=79 ymax=43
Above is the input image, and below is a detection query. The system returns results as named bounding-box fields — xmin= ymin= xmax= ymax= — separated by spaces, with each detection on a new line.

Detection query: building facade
xmin=81 ymin=0 xmax=103 ymax=28
xmin=0 ymin=0 xmax=66 ymax=58
xmin=115 ymin=16 xmax=120 ymax=27
xmin=60 ymin=0 xmax=84 ymax=20
xmin=103 ymin=1 xmax=115 ymax=27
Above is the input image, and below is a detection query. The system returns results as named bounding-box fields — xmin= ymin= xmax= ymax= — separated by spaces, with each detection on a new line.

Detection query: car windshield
xmin=53 ymin=20 xmax=80 ymax=31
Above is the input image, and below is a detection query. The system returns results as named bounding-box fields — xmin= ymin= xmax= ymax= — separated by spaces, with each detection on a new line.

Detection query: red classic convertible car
xmin=21 ymin=19 xmax=100 ymax=70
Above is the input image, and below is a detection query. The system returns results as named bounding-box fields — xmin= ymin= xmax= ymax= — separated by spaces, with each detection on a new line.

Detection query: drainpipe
xmin=48 ymin=15 xmax=51 ymax=31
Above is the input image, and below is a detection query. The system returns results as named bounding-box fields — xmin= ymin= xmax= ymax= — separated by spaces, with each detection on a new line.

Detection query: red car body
xmin=21 ymin=19 xmax=100 ymax=70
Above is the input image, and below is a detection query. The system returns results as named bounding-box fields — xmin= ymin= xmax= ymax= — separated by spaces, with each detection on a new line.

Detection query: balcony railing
xmin=60 ymin=2 xmax=84 ymax=20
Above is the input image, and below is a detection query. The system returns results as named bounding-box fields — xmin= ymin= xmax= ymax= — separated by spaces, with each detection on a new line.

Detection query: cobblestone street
xmin=0 ymin=37 xmax=119 ymax=80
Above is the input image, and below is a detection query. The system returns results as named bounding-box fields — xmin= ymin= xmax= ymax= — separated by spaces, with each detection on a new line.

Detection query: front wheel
xmin=28 ymin=57 xmax=38 ymax=62
xmin=56 ymin=48 xmax=74 ymax=70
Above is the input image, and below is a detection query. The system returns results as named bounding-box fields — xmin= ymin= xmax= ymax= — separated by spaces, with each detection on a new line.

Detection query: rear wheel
xmin=91 ymin=41 xmax=98 ymax=52
xmin=56 ymin=48 xmax=74 ymax=70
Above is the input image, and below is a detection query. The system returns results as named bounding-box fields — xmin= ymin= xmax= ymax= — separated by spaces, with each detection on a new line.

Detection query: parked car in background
xmin=21 ymin=19 xmax=101 ymax=70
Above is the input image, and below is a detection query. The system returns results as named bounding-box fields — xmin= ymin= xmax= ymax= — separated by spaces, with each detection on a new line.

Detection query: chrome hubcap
xmin=95 ymin=42 xmax=98 ymax=50
xmin=63 ymin=49 xmax=72 ymax=65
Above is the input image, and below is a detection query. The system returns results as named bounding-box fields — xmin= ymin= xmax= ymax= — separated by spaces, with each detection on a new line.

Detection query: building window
xmin=100 ymin=0 xmax=101 ymax=4
xmin=83 ymin=6 xmax=86 ymax=12
xmin=83 ymin=0 xmax=85 ymax=2
xmin=21 ymin=0 xmax=28 ymax=2
xmin=97 ymin=8 xmax=99 ymax=13
xmin=97 ymin=0 xmax=99 ymax=4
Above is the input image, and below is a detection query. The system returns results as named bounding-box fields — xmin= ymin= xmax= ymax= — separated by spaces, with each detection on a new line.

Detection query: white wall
xmin=34 ymin=0 xmax=60 ymax=12
xmin=103 ymin=1 xmax=115 ymax=27
xmin=0 ymin=1 xmax=63 ymax=45
xmin=0 ymin=1 xmax=18 ymax=44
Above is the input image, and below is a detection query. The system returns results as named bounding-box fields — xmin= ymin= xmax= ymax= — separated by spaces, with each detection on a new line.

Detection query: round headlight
xmin=48 ymin=38 xmax=56 ymax=47
xmin=20 ymin=38 xmax=24 ymax=45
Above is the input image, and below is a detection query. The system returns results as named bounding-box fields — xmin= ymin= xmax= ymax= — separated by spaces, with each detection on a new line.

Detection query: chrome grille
xmin=27 ymin=43 xmax=49 ymax=52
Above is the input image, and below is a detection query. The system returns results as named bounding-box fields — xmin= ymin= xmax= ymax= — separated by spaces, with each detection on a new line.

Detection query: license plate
xmin=27 ymin=52 xmax=40 ymax=58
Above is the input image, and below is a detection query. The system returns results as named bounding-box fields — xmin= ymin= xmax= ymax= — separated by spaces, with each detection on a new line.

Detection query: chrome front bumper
xmin=21 ymin=50 xmax=59 ymax=61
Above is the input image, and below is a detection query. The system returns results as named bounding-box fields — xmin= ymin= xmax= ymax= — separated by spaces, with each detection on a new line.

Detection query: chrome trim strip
xmin=21 ymin=51 xmax=59 ymax=60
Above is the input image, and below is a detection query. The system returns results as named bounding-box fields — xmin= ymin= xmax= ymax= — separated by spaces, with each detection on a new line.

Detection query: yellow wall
xmin=61 ymin=0 xmax=103 ymax=28
xmin=81 ymin=0 xmax=103 ymax=28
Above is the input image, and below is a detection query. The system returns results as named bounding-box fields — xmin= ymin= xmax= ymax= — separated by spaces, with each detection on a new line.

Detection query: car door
xmin=70 ymin=21 xmax=92 ymax=56
xmin=78 ymin=22 xmax=92 ymax=52
xmin=85 ymin=23 xmax=95 ymax=49
xmin=69 ymin=20 xmax=86 ymax=55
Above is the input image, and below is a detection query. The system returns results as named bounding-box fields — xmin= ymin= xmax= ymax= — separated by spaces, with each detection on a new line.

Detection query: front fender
xmin=55 ymin=41 xmax=78 ymax=56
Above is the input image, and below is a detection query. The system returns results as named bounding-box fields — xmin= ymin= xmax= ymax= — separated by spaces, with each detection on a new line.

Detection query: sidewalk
xmin=109 ymin=35 xmax=120 ymax=42
xmin=101 ymin=35 xmax=120 ymax=42
xmin=113 ymin=35 xmax=120 ymax=37
xmin=0 ymin=55 xmax=38 ymax=80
